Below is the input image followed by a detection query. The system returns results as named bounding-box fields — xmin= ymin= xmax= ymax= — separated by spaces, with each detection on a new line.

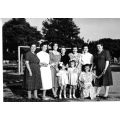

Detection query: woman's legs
xmin=43 ymin=90 xmax=46 ymax=98
xmin=34 ymin=90 xmax=38 ymax=98
xmin=96 ymin=87 xmax=101 ymax=96
xmin=55 ymin=87 xmax=58 ymax=97
xmin=95 ymin=86 xmax=110 ymax=97
xmin=52 ymin=88 xmax=55 ymax=97
xmin=52 ymin=87 xmax=58 ymax=97
xmin=104 ymin=86 xmax=109 ymax=97
xmin=28 ymin=91 xmax=32 ymax=99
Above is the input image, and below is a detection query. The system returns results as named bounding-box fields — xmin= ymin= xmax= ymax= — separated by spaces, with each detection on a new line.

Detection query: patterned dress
xmin=68 ymin=53 xmax=82 ymax=73
xmin=79 ymin=72 xmax=96 ymax=99
xmin=24 ymin=51 xmax=42 ymax=91
xmin=49 ymin=51 xmax=61 ymax=88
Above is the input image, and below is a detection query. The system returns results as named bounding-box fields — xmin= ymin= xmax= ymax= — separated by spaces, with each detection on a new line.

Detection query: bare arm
xmin=90 ymin=55 xmax=94 ymax=72
xmin=103 ymin=61 xmax=109 ymax=74
xmin=25 ymin=61 xmax=32 ymax=76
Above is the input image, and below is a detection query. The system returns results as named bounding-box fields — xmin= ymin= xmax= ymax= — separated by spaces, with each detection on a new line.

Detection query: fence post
xmin=18 ymin=46 xmax=21 ymax=74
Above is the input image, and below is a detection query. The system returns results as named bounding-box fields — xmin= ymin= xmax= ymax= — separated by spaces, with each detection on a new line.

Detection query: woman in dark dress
xmin=24 ymin=43 xmax=42 ymax=99
xmin=94 ymin=43 xmax=113 ymax=98
xmin=60 ymin=47 xmax=69 ymax=67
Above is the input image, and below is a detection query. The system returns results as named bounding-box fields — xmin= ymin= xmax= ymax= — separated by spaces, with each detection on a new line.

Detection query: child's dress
xmin=79 ymin=72 xmax=96 ymax=99
xmin=68 ymin=67 xmax=79 ymax=86
xmin=56 ymin=70 xmax=68 ymax=86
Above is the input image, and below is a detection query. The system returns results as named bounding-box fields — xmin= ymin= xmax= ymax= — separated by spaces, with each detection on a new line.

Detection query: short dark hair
xmin=29 ymin=42 xmax=37 ymax=48
xmin=82 ymin=64 xmax=91 ymax=72
xmin=72 ymin=46 xmax=78 ymax=50
xmin=61 ymin=46 xmax=66 ymax=49
xmin=69 ymin=60 xmax=76 ymax=67
xmin=40 ymin=41 xmax=48 ymax=48
xmin=96 ymin=42 xmax=103 ymax=47
xmin=51 ymin=42 xmax=59 ymax=49
xmin=83 ymin=44 xmax=89 ymax=49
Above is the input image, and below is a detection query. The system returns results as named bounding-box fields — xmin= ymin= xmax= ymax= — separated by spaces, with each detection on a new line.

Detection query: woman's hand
xmin=97 ymin=72 xmax=104 ymax=79
xmin=43 ymin=63 xmax=48 ymax=67
xmin=51 ymin=63 xmax=55 ymax=66
xmin=50 ymin=63 xmax=56 ymax=66
xmin=102 ymin=69 xmax=107 ymax=74
xmin=40 ymin=63 xmax=48 ymax=67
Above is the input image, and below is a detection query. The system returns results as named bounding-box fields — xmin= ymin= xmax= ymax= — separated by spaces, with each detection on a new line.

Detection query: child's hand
xmin=97 ymin=73 xmax=103 ymax=79
xmin=79 ymin=81 xmax=84 ymax=88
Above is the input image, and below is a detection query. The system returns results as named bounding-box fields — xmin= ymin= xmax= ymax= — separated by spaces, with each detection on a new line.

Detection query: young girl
xmin=56 ymin=63 xmax=69 ymax=99
xmin=79 ymin=64 xmax=97 ymax=100
xmin=68 ymin=60 xmax=79 ymax=99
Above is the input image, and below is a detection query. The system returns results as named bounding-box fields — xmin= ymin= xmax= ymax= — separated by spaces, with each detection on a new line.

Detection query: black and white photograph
xmin=2 ymin=18 xmax=120 ymax=102
xmin=1 ymin=1 xmax=120 ymax=120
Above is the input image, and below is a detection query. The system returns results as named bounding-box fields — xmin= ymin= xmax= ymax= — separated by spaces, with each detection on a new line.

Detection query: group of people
xmin=24 ymin=42 xmax=113 ymax=100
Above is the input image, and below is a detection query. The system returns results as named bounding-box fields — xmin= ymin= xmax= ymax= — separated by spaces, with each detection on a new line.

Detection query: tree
xmin=89 ymin=38 xmax=120 ymax=58
xmin=3 ymin=18 xmax=42 ymax=60
xmin=42 ymin=18 xmax=84 ymax=47
xmin=99 ymin=38 xmax=120 ymax=58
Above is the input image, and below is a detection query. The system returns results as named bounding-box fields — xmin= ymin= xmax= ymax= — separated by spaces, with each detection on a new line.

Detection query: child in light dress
xmin=79 ymin=64 xmax=97 ymax=100
xmin=68 ymin=60 xmax=79 ymax=99
xmin=56 ymin=63 xmax=69 ymax=99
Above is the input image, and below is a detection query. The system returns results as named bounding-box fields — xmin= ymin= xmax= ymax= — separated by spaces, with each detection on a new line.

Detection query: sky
xmin=2 ymin=18 xmax=120 ymax=42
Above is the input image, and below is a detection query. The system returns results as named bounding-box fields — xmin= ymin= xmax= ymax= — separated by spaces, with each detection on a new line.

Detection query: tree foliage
xmin=89 ymin=38 xmax=120 ymax=58
xmin=42 ymin=18 xmax=84 ymax=47
xmin=3 ymin=18 xmax=42 ymax=60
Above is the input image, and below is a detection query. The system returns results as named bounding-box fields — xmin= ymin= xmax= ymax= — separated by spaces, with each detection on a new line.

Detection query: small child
xmin=56 ymin=63 xmax=69 ymax=99
xmin=68 ymin=60 xmax=79 ymax=99
xmin=79 ymin=64 xmax=97 ymax=100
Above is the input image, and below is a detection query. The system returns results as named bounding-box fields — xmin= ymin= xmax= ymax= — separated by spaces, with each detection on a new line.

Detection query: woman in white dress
xmin=37 ymin=42 xmax=52 ymax=100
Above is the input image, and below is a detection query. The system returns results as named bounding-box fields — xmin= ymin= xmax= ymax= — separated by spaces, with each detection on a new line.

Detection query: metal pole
xmin=21 ymin=54 xmax=23 ymax=74
xmin=18 ymin=46 xmax=21 ymax=74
